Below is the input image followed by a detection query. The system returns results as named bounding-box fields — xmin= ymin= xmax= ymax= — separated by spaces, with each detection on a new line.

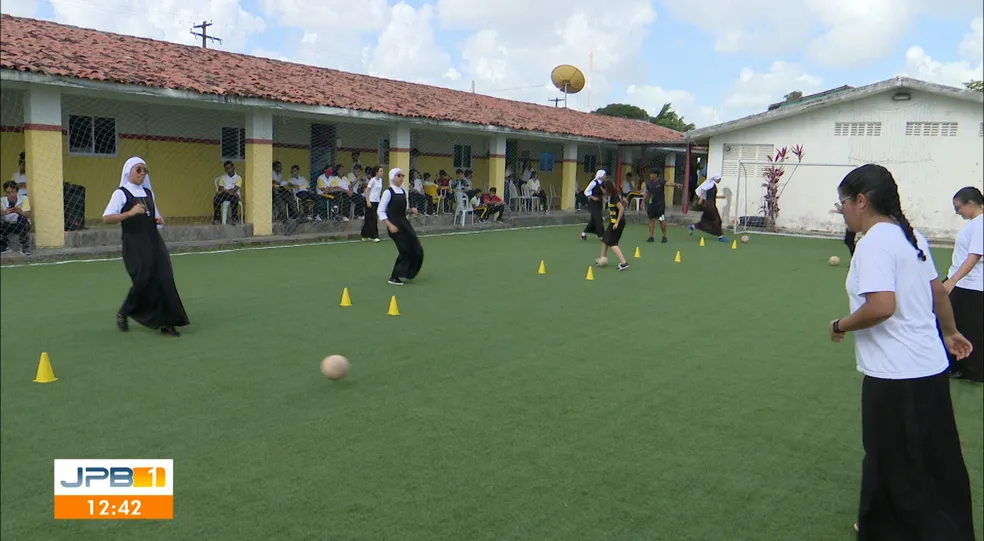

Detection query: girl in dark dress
xmin=102 ymin=157 xmax=189 ymax=336
xmin=379 ymin=168 xmax=424 ymax=286
xmin=688 ymin=174 xmax=729 ymax=243
xmin=598 ymin=180 xmax=630 ymax=271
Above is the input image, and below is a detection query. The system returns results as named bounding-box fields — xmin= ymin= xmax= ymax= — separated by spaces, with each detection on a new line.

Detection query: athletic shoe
xmin=661 ymin=237 xmax=668 ymax=244
xmin=0 ymin=247 xmax=10 ymax=254
xmin=116 ymin=313 xmax=129 ymax=332
xmin=688 ymin=224 xmax=695 ymax=235
xmin=646 ymin=236 xmax=655 ymax=243
xmin=580 ymin=232 xmax=587 ymax=240
xmin=372 ymin=238 xmax=380 ymax=243
xmin=388 ymin=277 xmax=404 ymax=286
xmin=21 ymin=248 xmax=31 ymax=256
xmin=160 ymin=326 xmax=180 ymax=337
xmin=617 ymin=263 xmax=629 ymax=271
xmin=719 ymin=237 xmax=729 ymax=243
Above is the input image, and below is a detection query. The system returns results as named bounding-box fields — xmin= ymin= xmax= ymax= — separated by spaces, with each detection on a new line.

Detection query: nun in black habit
xmin=379 ymin=167 xmax=424 ymax=286
xmin=102 ymin=157 xmax=189 ymax=336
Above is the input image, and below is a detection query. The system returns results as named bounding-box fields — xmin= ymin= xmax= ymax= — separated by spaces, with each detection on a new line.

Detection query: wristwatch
xmin=833 ymin=320 xmax=843 ymax=334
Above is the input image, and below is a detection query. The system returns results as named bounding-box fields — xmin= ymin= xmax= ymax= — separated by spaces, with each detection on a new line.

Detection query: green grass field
xmin=1 ymin=225 xmax=981 ymax=541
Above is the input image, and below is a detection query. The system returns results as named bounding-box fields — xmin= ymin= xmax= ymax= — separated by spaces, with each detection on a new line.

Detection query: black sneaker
xmin=0 ymin=247 xmax=10 ymax=254
xmin=20 ymin=248 xmax=31 ymax=256
xmin=388 ymin=277 xmax=404 ymax=286
xmin=617 ymin=263 xmax=630 ymax=271
xmin=116 ymin=313 xmax=129 ymax=331
xmin=161 ymin=326 xmax=180 ymax=337
xmin=646 ymin=236 xmax=655 ymax=243
xmin=661 ymin=237 xmax=668 ymax=244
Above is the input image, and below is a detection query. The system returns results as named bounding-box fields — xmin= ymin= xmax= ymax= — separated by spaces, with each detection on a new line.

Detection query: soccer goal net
xmin=730 ymin=159 xmax=860 ymax=236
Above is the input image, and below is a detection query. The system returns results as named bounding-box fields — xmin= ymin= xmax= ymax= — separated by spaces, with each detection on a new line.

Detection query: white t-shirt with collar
xmin=1 ymin=194 xmax=30 ymax=223
xmin=12 ymin=172 xmax=28 ymax=197
xmin=948 ymin=214 xmax=983 ymax=291
xmin=846 ymin=222 xmax=947 ymax=380
xmin=366 ymin=177 xmax=383 ymax=203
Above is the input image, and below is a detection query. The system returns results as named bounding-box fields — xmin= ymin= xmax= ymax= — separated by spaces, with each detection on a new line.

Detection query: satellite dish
xmin=550 ymin=64 xmax=585 ymax=108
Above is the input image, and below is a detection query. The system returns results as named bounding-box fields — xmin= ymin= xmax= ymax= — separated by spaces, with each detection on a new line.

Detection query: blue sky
xmin=5 ymin=0 xmax=983 ymax=127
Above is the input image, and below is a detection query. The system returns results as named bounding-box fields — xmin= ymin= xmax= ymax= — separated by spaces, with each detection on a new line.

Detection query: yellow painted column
xmin=389 ymin=123 xmax=411 ymax=175
xmin=561 ymin=142 xmax=578 ymax=210
xmin=663 ymin=152 xmax=678 ymax=206
xmin=245 ymin=111 xmax=273 ymax=236
xmin=23 ymin=86 xmax=64 ymax=248
xmin=489 ymin=135 xmax=506 ymax=197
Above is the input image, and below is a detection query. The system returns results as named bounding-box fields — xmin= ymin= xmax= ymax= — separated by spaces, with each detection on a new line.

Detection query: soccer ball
xmin=320 ymin=354 xmax=350 ymax=380
xmin=741 ymin=235 xmax=750 ymax=244
xmin=829 ymin=256 xmax=841 ymax=266
xmin=596 ymin=256 xmax=609 ymax=267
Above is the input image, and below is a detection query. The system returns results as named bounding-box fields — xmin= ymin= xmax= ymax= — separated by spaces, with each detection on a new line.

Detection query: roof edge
xmin=685 ymin=76 xmax=984 ymax=142
xmin=0 ymin=69 xmax=637 ymax=145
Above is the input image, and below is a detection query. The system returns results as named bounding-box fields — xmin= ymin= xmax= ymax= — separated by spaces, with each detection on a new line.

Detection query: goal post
xmin=730 ymin=160 xmax=860 ymax=236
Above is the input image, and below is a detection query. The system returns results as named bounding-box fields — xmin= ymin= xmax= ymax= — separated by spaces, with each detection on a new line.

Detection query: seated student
xmin=326 ymin=164 xmax=354 ymax=221
xmin=527 ymin=171 xmax=548 ymax=212
xmin=271 ymin=160 xmax=298 ymax=221
xmin=463 ymin=170 xmax=481 ymax=199
xmin=1 ymin=180 xmax=31 ymax=255
xmin=288 ymin=165 xmax=315 ymax=218
xmin=12 ymin=152 xmax=28 ymax=197
xmin=622 ymin=172 xmax=643 ymax=206
xmin=477 ymin=187 xmax=505 ymax=222
xmin=408 ymin=170 xmax=430 ymax=214
xmin=315 ymin=165 xmax=336 ymax=221
xmin=213 ymin=161 xmax=242 ymax=224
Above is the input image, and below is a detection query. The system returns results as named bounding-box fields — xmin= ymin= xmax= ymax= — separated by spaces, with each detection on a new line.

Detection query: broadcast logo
xmin=53 ymin=459 xmax=173 ymax=520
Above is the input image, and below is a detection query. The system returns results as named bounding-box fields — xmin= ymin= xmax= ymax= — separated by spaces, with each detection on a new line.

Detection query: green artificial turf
xmin=1 ymin=225 xmax=981 ymax=540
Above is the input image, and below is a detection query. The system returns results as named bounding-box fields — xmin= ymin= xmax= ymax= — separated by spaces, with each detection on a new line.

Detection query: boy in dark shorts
xmin=643 ymin=171 xmax=682 ymax=243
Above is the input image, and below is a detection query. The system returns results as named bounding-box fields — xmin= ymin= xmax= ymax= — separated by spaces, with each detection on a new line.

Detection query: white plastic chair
xmin=548 ymin=185 xmax=560 ymax=210
xmin=214 ymin=177 xmax=244 ymax=225
xmin=509 ymin=181 xmax=532 ymax=212
xmin=454 ymin=192 xmax=474 ymax=226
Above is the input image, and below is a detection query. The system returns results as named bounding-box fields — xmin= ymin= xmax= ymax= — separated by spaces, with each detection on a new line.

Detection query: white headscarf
xmin=709 ymin=174 xmax=722 ymax=183
xmin=389 ymin=167 xmax=403 ymax=186
xmin=120 ymin=156 xmax=152 ymax=191
xmin=594 ymin=169 xmax=607 ymax=181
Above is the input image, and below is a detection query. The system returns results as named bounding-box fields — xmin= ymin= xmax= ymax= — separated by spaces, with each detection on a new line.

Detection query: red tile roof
xmin=0 ymin=15 xmax=683 ymax=144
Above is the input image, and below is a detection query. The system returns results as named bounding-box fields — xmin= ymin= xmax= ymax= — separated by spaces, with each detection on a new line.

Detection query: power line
xmin=191 ymin=20 xmax=222 ymax=48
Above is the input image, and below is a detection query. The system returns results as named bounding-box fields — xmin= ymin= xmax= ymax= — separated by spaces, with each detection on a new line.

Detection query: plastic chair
xmin=454 ymin=192 xmax=474 ymax=226
xmin=214 ymin=177 xmax=244 ymax=225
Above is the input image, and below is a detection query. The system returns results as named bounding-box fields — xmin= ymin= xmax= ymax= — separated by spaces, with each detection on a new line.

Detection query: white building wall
xmin=705 ymin=89 xmax=984 ymax=239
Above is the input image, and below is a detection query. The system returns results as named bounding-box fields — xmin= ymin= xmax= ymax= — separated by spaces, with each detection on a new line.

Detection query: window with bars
xmin=220 ymin=127 xmax=246 ymax=161
xmin=905 ymin=122 xmax=958 ymax=137
xmin=582 ymin=154 xmax=597 ymax=173
xmin=539 ymin=152 xmax=555 ymax=172
xmin=378 ymin=139 xmax=390 ymax=167
xmin=453 ymin=144 xmax=472 ymax=169
xmin=68 ymin=115 xmax=118 ymax=156
xmin=833 ymin=122 xmax=882 ymax=137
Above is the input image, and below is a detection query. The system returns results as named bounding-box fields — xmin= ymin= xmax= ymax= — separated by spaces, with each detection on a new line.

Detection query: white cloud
xmin=625 ymin=84 xmax=718 ymax=126
xmin=725 ymin=62 xmax=823 ymax=111
xmin=364 ymin=2 xmax=452 ymax=85
xmin=658 ymin=0 xmax=983 ymax=68
xmin=38 ymin=0 xmax=265 ymax=52
xmin=1 ymin=0 xmax=40 ymax=18
xmin=900 ymin=17 xmax=984 ymax=87
xmin=444 ymin=0 xmax=657 ymax=109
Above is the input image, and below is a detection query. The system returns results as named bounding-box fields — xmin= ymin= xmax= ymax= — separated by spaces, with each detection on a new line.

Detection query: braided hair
xmin=838 ymin=164 xmax=926 ymax=261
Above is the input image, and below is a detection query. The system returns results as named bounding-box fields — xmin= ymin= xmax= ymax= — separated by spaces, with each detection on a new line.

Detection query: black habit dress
xmin=117 ymin=186 xmax=190 ymax=330
xmin=386 ymin=187 xmax=424 ymax=280
xmin=695 ymin=182 xmax=724 ymax=237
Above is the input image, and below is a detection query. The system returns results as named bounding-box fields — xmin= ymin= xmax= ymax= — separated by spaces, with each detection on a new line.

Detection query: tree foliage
xmin=784 ymin=90 xmax=803 ymax=101
xmin=593 ymin=102 xmax=696 ymax=132
xmin=964 ymin=80 xmax=983 ymax=92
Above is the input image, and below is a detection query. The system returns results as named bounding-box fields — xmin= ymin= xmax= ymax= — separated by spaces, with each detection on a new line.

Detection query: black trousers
xmin=0 ymin=216 xmax=30 ymax=250
xmin=947 ymin=284 xmax=983 ymax=382
xmin=361 ymin=203 xmax=379 ymax=239
xmin=845 ymin=230 xmax=857 ymax=256
xmin=213 ymin=192 xmax=241 ymax=223
xmin=857 ymin=371 xmax=976 ymax=540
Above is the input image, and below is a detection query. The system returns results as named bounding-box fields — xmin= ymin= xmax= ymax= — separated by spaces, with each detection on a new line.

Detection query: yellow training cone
xmin=674 ymin=251 xmax=682 ymax=263
xmin=340 ymin=287 xmax=353 ymax=307
xmin=387 ymin=296 xmax=401 ymax=316
xmin=586 ymin=266 xmax=594 ymax=281
xmin=538 ymin=260 xmax=546 ymax=275
xmin=633 ymin=247 xmax=641 ymax=258
xmin=699 ymin=237 xmax=705 ymax=247
xmin=33 ymin=352 xmax=58 ymax=383
xmin=731 ymin=239 xmax=738 ymax=250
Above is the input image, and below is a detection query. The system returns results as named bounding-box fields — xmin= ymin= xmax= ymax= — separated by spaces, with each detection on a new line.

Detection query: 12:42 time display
xmin=88 ymin=498 xmax=142 ymax=517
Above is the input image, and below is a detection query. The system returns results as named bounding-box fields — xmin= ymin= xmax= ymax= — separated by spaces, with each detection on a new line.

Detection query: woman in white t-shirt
xmin=942 ymin=186 xmax=983 ymax=382
xmin=828 ymin=164 xmax=975 ymax=539
xmin=361 ymin=166 xmax=384 ymax=242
